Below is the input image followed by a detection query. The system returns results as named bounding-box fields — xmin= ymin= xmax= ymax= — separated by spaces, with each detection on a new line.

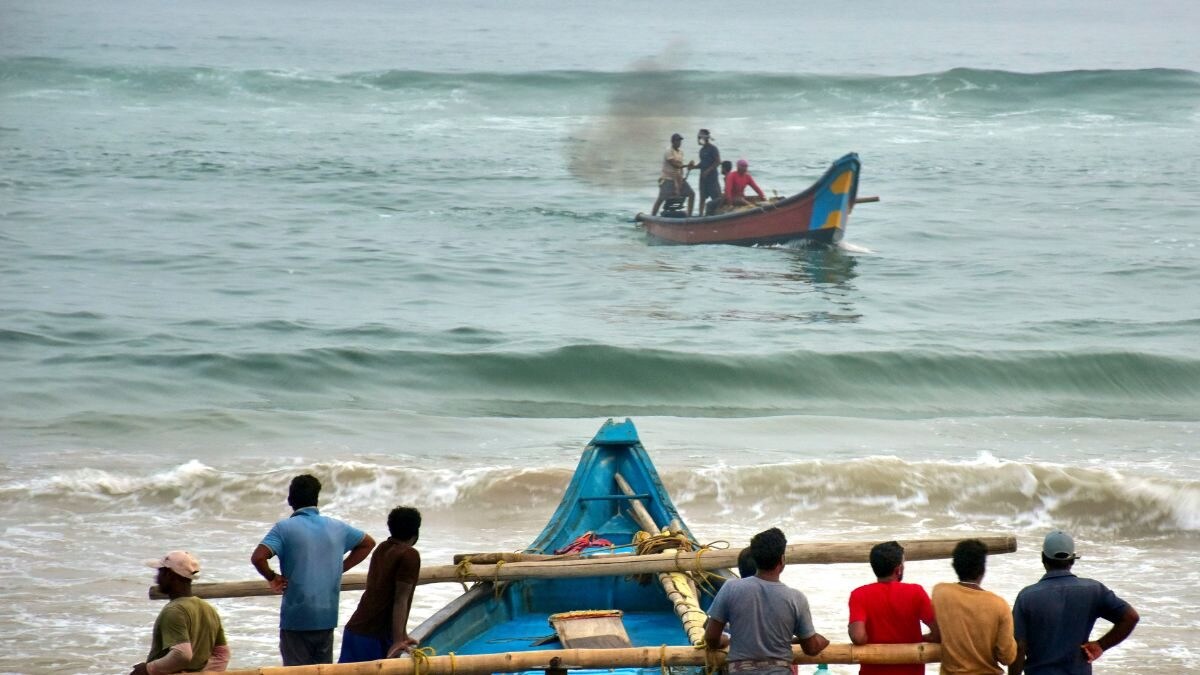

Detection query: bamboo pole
xmin=613 ymin=473 xmax=658 ymax=534
xmin=210 ymin=642 xmax=941 ymax=675
xmin=155 ymin=536 xmax=1017 ymax=600
xmin=452 ymin=552 xmax=562 ymax=564
xmin=613 ymin=472 xmax=706 ymax=646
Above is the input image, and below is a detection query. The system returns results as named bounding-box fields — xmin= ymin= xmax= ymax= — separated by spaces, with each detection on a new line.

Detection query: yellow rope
xmin=659 ymin=643 xmax=668 ymax=675
xmin=699 ymin=639 xmax=722 ymax=675
xmin=448 ymin=651 xmax=456 ymax=675
xmin=411 ymin=647 xmax=436 ymax=675
xmin=454 ymin=558 xmax=476 ymax=593
xmin=486 ymin=560 xmax=508 ymax=601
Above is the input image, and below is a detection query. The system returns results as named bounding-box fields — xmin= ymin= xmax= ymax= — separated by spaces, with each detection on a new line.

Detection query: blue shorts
xmin=339 ymin=628 xmax=391 ymax=663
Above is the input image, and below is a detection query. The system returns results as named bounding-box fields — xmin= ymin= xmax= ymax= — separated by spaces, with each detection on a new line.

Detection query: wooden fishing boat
xmin=636 ymin=153 xmax=862 ymax=246
xmin=411 ymin=418 xmax=726 ymax=668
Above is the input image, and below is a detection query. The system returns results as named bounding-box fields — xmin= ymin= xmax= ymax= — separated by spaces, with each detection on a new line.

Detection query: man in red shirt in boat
xmin=724 ymin=158 xmax=766 ymax=208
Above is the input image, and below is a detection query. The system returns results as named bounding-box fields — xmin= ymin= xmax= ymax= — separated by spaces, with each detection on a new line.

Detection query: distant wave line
xmin=4 ymin=57 xmax=1197 ymax=104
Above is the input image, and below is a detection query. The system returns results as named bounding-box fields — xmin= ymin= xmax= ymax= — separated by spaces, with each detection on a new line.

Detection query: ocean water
xmin=1 ymin=1 xmax=1199 ymax=673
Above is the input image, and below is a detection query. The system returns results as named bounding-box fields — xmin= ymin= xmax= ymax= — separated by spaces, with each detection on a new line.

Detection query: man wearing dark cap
xmin=651 ymin=132 xmax=695 ymax=217
xmin=696 ymin=129 xmax=722 ymax=216
xmin=133 ymin=551 xmax=230 ymax=674
xmin=1009 ymin=530 xmax=1139 ymax=674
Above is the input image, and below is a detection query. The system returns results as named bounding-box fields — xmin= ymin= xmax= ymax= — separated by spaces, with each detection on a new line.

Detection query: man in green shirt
xmin=133 ymin=551 xmax=230 ymax=674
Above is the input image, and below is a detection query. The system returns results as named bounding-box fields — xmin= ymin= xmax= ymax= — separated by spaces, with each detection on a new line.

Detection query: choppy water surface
xmin=1 ymin=1 xmax=1198 ymax=672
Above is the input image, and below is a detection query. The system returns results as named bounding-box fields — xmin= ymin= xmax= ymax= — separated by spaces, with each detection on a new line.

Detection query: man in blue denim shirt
xmin=252 ymin=474 xmax=375 ymax=666
xmin=1009 ymin=530 xmax=1139 ymax=675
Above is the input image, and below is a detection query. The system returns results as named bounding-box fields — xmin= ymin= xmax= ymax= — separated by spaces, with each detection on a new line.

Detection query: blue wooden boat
xmin=412 ymin=418 xmax=729 ymax=669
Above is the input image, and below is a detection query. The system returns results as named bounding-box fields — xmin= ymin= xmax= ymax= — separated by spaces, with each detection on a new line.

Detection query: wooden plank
xmin=549 ymin=610 xmax=632 ymax=649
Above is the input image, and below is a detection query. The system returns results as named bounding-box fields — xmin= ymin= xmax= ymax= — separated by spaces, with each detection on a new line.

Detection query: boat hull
xmin=412 ymin=419 xmax=729 ymax=667
xmin=638 ymin=153 xmax=861 ymax=246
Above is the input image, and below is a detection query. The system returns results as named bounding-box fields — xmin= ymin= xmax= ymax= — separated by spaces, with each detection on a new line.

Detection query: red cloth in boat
xmin=554 ymin=532 xmax=613 ymax=555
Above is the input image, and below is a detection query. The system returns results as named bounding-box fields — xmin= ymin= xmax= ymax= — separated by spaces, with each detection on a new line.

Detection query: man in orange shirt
xmin=848 ymin=541 xmax=939 ymax=675
xmin=931 ymin=539 xmax=1017 ymax=674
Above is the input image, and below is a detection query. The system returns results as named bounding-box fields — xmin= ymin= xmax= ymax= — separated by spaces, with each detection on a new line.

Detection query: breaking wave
xmin=3 ymin=455 xmax=1197 ymax=537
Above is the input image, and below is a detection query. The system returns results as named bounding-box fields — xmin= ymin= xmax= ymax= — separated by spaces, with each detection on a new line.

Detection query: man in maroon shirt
xmin=848 ymin=541 xmax=940 ymax=675
xmin=339 ymin=507 xmax=422 ymax=662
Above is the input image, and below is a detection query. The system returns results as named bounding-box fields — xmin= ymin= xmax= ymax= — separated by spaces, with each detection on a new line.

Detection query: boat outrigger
xmin=165 ymin=419 xmax=1016 ymax=675
xmin=636 ymin=154 xmax=866 ymax=247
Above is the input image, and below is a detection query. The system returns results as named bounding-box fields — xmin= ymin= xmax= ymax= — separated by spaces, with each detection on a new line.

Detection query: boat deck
xmin=452 ymin=611 xmax=689 ymax=655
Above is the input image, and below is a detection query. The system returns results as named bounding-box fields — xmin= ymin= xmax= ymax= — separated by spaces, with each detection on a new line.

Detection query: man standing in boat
xmin=651 ymin=132 xmax=695 ymax=217
xmin=847 ymin=540 xmax=940 ymax=675
xmin=251 ymin=474 xmax=376 ymax=667
xmin=704 ymin=528 xmax=830 ymax=674
xmin=1009 ymin=530 xmax=1139 ymax=675
xmin=339 ymin=506 xmax=422 ymax=663
xmin=696 ymin=128 xmax=721 ymax=216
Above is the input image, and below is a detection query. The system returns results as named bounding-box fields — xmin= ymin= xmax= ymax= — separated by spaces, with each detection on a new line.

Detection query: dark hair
xmin=737 ymin=547 xmax=757 ymax=578
xmin=720 ymin=160 xmax=732 ymax=173
xmin=288 ymin=474 xmax=321 ymax=509
xmin=1042 ymin=553 xmax=1075 ymax=571
xmin=750 ymin=527 xmax=787 ymax=570
xmin=870 ymin=540 xmax=905 ymax=578
xmin=388 ymin=506 xmax=422 ymax=540
xmin=951 ymin=539 xmax=987 ymax=581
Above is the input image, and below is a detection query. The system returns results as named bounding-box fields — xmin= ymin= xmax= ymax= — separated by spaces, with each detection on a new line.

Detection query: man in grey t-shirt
xmin=705 ymin=528 xmax=830 ymax=675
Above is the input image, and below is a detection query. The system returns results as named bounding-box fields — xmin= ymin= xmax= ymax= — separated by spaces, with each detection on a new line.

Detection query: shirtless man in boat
xmin=651 ymin=132 xmax=696 ymax=217
xmin=704 ymin=528 xmax=830 ymax=675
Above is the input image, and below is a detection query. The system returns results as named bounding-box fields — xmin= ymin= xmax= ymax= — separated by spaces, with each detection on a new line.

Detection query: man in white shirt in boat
xmin=651 ymin=132 xmax=696 ymax=217
xmin=704 ymin=528 xmax=830 ymax=675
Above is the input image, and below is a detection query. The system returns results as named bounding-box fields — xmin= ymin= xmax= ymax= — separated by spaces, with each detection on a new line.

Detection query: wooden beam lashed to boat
xmin=210 ymin=642 xmax=942 ymax=675
xmin=154 ymin=536 xmax=1017 ymax=600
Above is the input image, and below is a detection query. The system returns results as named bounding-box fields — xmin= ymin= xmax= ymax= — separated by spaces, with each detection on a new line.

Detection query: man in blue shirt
xmin=252 ymin=474 xmax=376 ymax=666
xmin=1009 ymin=530 xmax=1139 ymax=675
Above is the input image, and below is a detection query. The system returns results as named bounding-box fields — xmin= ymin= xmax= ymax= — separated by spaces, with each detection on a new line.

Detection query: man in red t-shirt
xmin=847 ymin=541 xmax=940 ymax=675
xmin=724 ymin=159 xmax=766 ymax=207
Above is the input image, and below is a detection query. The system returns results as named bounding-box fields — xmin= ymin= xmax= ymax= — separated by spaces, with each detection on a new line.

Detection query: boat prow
xmin=412 ymin=418 xmax=724 ymax=663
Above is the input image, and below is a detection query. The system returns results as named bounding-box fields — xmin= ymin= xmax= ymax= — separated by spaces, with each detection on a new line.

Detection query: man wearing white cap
xmin=1009 ymin=530 xmax=1139 ymax=675
xmin=133 ymin=551 xmax=229 ymax=674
